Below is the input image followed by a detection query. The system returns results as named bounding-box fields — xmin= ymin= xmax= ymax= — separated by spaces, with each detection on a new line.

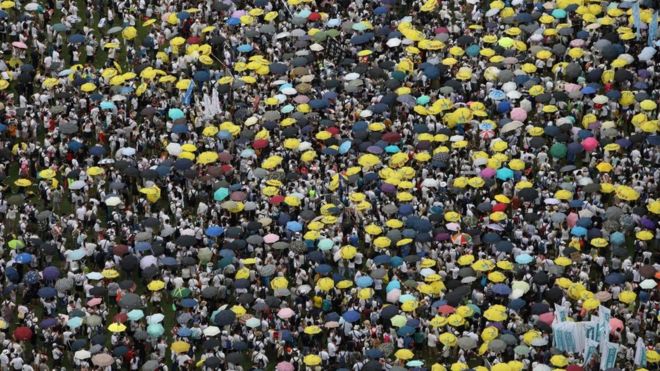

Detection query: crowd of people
xmin=0 ymin=0 xmax=658 ymax=370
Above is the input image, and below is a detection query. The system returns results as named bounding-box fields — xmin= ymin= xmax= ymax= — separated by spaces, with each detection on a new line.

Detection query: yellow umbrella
xmin=647 ymin=350 xmax=659 ymax=363
xmin=636 ymin=230 xmax=653 ymax=241
xmin=457 ymin=254 xmax=475 ymax=266
xmin=555 ymin=189 xmax=573 ymax=200
xmin=336 ymin=280 xmax=353 ymax=289
xmin=497 ymin=260 xmax=514 ymax=270
xmin=640 ymin=99 xmax=657 ymax=111
xmin=270 ymin=277 xmax=288 ymax=289
xmin=467 ymin=177 xmax=485 ymax=188
xmin=317 ymin=277 xmax=335 ymax=291
xmin=197 ymin=151 xmax=219 ymax=165
xmin=619 ymin=291 xmax=636 ymax=304
xmin=487 ymin=271 xmax=506 ymax=283
xmin=303 ymin=355 xmax=321 ymax=366
xmin=550 ymin=355 xmax=568 ymax=367
xmin=373 ymin=236 xmax=391 ymax=249
xmin=38 ymin=169 xmax=56 ymax=179
xmin=357 ymin=288 xmax=373 ymax=300
xmin=481 ymin=326 xmax=499 ymax=341
xmin=230 ymin=305 xmax=246 ymax=316
xmin=483 ymin=308 xmax=507 ymax=322
xmin=554 ymin=256 xmax=572 ymax=267
xmin=101 ymin=269 xmax=119 ymax=279
xmin=340 ymin=245 xmax=357 ymax=259
xmin=444 ymin=211 xmax=461 ymax=222
xmin=170 ymin=37 xmax=186 ymax=46
xmin=615 ymin=185 xmax=639 ymax=201
xmin=80 ymin=82 xmax=96 ymax=92
xmin=439 ymin=332 xmax=458 ymax=346
xmin=596 ymin=162 xmax=613 ymax=172
xmin=43 ymin=78 xmax=60 ymax=89
xmin=590 ymin=238 xmax=608 ymax=248
xmin=86 ymin=166 xmax=105 ymax=176
xmin=447 ymin=314 xmax=465 ymax=327
xmin=107 ymin=323 xmax=127 ymax=333
xmin=490 ymin=211 xmax=507 ymax=222
xmin=304 ymin=325 xmax=322 ymax=335
xmin=394 ymin=349 xmax=414 ymax=360
xmin=583 ymin=298 xmax=600 ymax=311
xmin=171 ymin=341 xmax=191 ymax=354
xmin=494 ymin=194 xmax=511 ymax=204
xmin=648 ymin=200 xmax=660 ymax=215
xmin=147 ymin=280 xmax=165 ymax=291
xmin=14 ymin=178 xmax=33 ymax=187
xmin=122 ymin=26 xmax=137 ymax=40
xmin=472 ymin=259 xmax=495 ymax=272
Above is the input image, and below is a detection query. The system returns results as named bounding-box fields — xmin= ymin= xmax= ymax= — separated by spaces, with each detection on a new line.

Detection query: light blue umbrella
xmin=610 ymin=231 xmax=625 ymax=245
xmin=67 ymin=317 xmax=83 ymax=328
xmin=205 ymin=225 xmax=224 ymax=237
xmin=356 ymin=276 xmax=373 ymax=288
xmin=339 ymin=141 xmax=352 ymax=154
xmin=240 ymin=149 xmax=255 ymax=158
xmin=386 ymin=280 xmax=401 ymax=292
xmin=168 ymin=108 xmax=184 ymax=120
xmin=407 ymin=360 xmax=424 ymax=367
xmin=280 ymin=104 xmax=294 ymax=113
xmin=147 ymin=313 xmax=164 ymax=324
xmin=214 ymin=187 xmax=229 ymax=201
xmin=496 ymin=167 xmax=514 ymax=180
xmin=237 ymin=44 xmax=253 ymax=53
xmin=127 ymin=309 xmax=144 ymax=321
xmin=515 ymin=253 xmax=533 ymax=264
xmin=416 ymin=95 xmax=431 ymax=105
xmin=385 ymin=145 xmax=400 ymax=153
xmin=399 ymin=294 xmax=416 ymax=303
xmin=147 ymin=323 xmax=165 ymax=337
xmin=489 ymin=89 xmax=506 ymax=100
xmin=465 ymin=44 xmax=480 ymax=57
xmin=100 ymin=101 xmax=116 ymax=110
xmin=67 ymin=249 xmax=86 ymax=261
xmin=318 ymin=239 xmax=333 ymax=250
xmin=551 ymin=9 xmax=566 ymax=18
xmin=570 ymin=226 xmax=587 ymax=236
xmin=286 ymin=221 xmax=302 ymax=232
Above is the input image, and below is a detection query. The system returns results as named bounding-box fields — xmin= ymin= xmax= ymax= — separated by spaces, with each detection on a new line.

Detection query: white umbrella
xmin=309 ymin=43 xmax=324 ymax=51
xmin=421 ymin=178 xmax=438 ymax=188
xmin=298 ymin=141 xmax=312 ymax=151
xmin=640 ymin=279 xmax=657 ymax=290
xmin=86 ymin=272 xmax=103 ymax=280
xmin=74 ymin=350 xmax=91 ymax=360
xmin=104 ymin=196 xmax=122 ymax=207
xmin=140 ymin=256 xmax=158 ymax=270
xmin=69 ymin=180 xmax=86 ymax=190
xmin=147 ymin=313 xmax=165 ymax=324
xmin=386 ymin=38 xmax=402 ymax=47
xmin=166 ymin=143 xmax=182 ymax=155
xmin=592 ymin=95 xmax=608 ymax=104
xmin=24 ymin=2 xmax=39 ymax=10
xmin=203 ymin=326 xmax=221 ymax=336
xmin=282 ymin=87 xmax=297 ymax=95
xmin=344 ymin=72 xmax=360 ymax=81
xmin=120 ymin=147 xmax=136 ymax=156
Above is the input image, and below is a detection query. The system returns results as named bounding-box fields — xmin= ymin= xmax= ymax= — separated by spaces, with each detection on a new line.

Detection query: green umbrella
xmin=550 ymin=143 xmax=567 ymax=158
xmin=8 ymin=239 xmax=25 ymax=249
xmin=312 ymin=31 xmax=327 ymax=42
xmin=147 ymin=323 xmax=164 ymax=337
xmin=171 ymin=287 xmax=191 ymax=298
xmin=326 ymin=29 xmax=340 ymax=38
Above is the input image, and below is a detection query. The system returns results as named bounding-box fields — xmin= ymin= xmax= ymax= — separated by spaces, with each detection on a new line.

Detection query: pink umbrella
xmin=435 ymin=27 xmax=448 ymax=34
xmin=12 ymin=41 xmax=27 ymax=49
xmin=386 ymin=288 xmax=401 ymax=303
xmin=538 ymin=312 xmax=554 ymax=325
xmin=480 ymin=168 xmax=496 ymax=178
xmin=293 ymin=95 xmax=309 ymax=104
xmin=87 ymin=297 xmax=102 ymax=307
xmin=231 ymin=10 xmax=246 ymax=18
xmin=581 ymin=137 xmax=599 ymax=152
xmin=569 ymin=39 xmax=585 ymax=47
xmin=276 ymin=361 xmax=295 ymax=371
xmin=510 ymin=107 xmax=527 ymax=121
xmin=609 ymin=317 xmax=623 ymax=333
xmin=564 ymin=83 xmax=581 ymax=93
xmin=277 ymin=308 xmax=295 ymax=319
xmin=264 ymin=233 xmax=280 ymax=244
xmin=479 ymin=130 xmax=495 ymax=140
xmin=566 ymin=212 xmax=578 ymax=228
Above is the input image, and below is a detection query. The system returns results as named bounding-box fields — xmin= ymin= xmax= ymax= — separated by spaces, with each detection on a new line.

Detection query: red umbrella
xmin=113 ymin=312 xmax=128 ymax=323
xmin=252 ymin=139 xmax=269 ymax=149
xmin=270 ymin=195 xmax=284 ymax=204
xmin=492 ymin=203 xmax=508 ymax=212
xmin=566 ymin=366 xmax=583 ymax=371
xmin=326 ymin=126 xmax=340 ymax=135
xmin=308 ymin=12 xmax=321 ymax=21
xmin=218 ymin=152 xmax=232 ymax=163
xmin=113 ymin=244 xmax=129 ymax=256
xmin=13 ymin=326 xmax=33 ymax=341
xmin=230 ymin=191 xmax=246 ymax=201
xmin=382 ymin=132 xmax=402 ymax=143
xmin=437 ymin=304 xmax=456 ymax=315
xmin=187 ymin=36 xmax=201 ymax=44
xmin=220 ymin=164 xmax=233 ymax=174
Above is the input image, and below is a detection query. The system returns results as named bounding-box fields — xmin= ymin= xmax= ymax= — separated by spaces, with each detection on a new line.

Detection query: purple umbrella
xmin=43 ymin=266 xmax=60 ymax=280
xmin=380 ymin=183 xmax=396 ymax=193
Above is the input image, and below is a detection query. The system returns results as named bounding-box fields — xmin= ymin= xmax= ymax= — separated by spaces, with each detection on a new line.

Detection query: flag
xmin=635 ymin=338 xmax=647 ymax=367
xmin=600 ymin=342 xmax=619 ymax=370
xmin=633 ymin=2 xmax=642 ymax=38
xmin=183 ymin=80 xmax=196 ymax=106
xmin=583 ymin=339 xmax=599 ymax=367
xmin=649 ymin=11 xmax=659 ymax=47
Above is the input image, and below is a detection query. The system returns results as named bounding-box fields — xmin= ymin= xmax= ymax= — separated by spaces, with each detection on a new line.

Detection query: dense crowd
xmin=0 ymin=0 xmax=658 ymax=370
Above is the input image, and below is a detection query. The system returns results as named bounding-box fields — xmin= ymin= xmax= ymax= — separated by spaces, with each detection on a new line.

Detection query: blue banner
xmin=600 ymin=342 xmax=619 ymax=370
xmin=649 ymin=11 xmax=659 ymax=47
xmin=183 ymin=80 xmax=195 ymax=106
xmin=583 ymin=339 xmax=599 ymax=367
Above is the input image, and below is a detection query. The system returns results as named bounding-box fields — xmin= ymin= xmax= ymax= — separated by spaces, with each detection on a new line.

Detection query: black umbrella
xmin=533 ymin=272 xmax=549 ymax=285
xmin=214 ymin=310 xmax=236 ymax=326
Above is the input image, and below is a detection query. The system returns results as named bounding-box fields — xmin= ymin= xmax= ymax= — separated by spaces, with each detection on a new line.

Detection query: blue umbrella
xmin=515 ymin=254 xmax=533 ymax=264
xmin=373 ymin=255 xmax=391 ymax=265
xmin=356 ymin=276 xmax=373 ymax=287
xmin=67 ymin=248 xmax=86 ymax=261
xmin=610 ymin=232 xmax=625 ymax=245
xmin=40 ymin=318 xmax=58 ymax=329
xmin=489 ymin=89 xmax=506 ymax=100
xmin=168 ymin=108 xmax=185 ymax=120
xmin=492 ymin=284 xmax=512 ymax=296
xmin=386 ymin=280 xmax=401 ymax=292
xmin=397 ymin=326 xmax=415 ymax=336
xmin=68 ymin=140 xmax=83 ymax=151
xmin=147 ymin=323 xmax=165 ymax=337
xmin=226 ymin=17 xmax=240 ymax=26
xmin=68 ymin=34 xmax=85 ymax=44
xmin=552 ymin=9 xmax=567 ymax=18
xmin=177 ymin=11 xmax=190 ymax=20
xmin=496 ymin=167 xmax=514 ymax=180
xmin=172 ymin=124 xmax=188 ymax=134
xmin=466 ymin=44 xmax=480 ymax=57
xmin=135 ymin=241 xmax=151 ymax=252
xmin=237 ymin=44 xmax=253 ymax=53
xmin=181 ymin=298 xmax=198 ymax=308
xmin=42 ymin=266 xmax=60 ymax=280
xmin=205 ymin=226 xmax=225 ymax=237
xmin=89 ymin=145 xmax=106 ymax=156
xmin=24 ymin=271 xmax=39 ymax=284
xmin=177 ymin=327 xmax=192 ymax=337
xmin=193 ymin=70 xmax=210 ymax=82
xmin=339 ymin=141 xmax=352 ymax=154
xmin=508 ymin=298 xmax=527 ymax=311
xmin=398 ymin=204 xmax=414 ymax=216
xmin=15 ymin=253 xmax=33 ymax=264
xmin=570 ymin=226 xmax=587 ymax=236
xmin=127 ymin=309 xmax=144 ymax=321
xmin=314 ymin=264 xmax=332 ymax=274
xmin=38 ymin=287 xmax=57 ymax=298
xmin=342 ymin=310 xmax=361 ymax=323
xmin=366 ymin=348 xmax=384 ymax=359
xmin=286 ymin=221 xmax=302 ymax=232
xmin=385 ymin=145 xmax=400 ymax=153
xmin=604 ymin=272 xmax=625 ymax=285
